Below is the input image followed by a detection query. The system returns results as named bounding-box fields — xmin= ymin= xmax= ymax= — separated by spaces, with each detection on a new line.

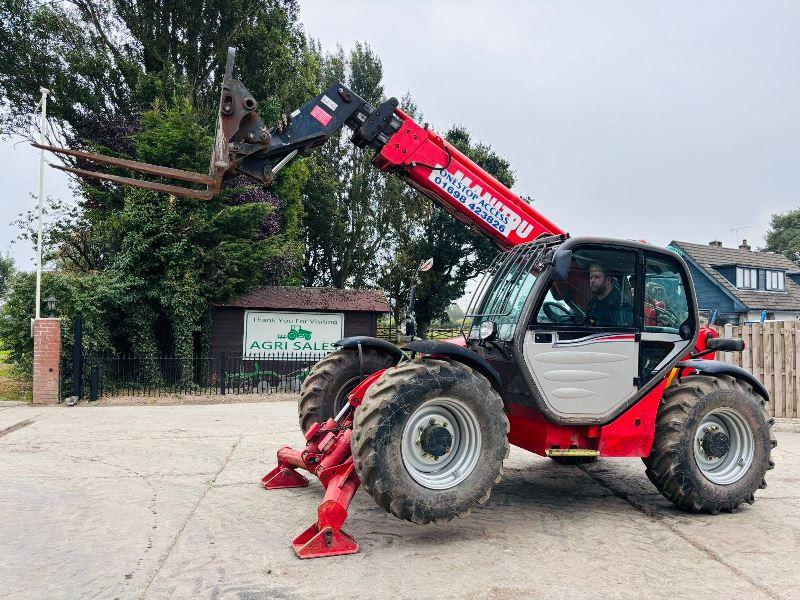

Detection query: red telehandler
xmin=40 ymin=48 xmax=775 ymax=559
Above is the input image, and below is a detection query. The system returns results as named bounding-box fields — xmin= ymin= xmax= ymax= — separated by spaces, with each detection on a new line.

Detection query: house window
xmin=766 ymin=270 xmax=785 ymax=291
xmin=736 ymin=267 xmax=758 ymax=289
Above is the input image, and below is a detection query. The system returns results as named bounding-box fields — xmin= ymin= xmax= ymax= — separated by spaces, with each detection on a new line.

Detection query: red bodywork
xmin=263 ymin=105 xmax=719 ymax=558
xmin=261 ymin=370 xmax=385 ymax=558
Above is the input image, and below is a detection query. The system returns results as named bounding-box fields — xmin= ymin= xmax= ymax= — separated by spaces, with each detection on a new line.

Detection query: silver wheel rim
xmin=401 ymin=397 xmax=482 ymax=490
xmin=693 ymin=408 xmax=755 ymax=485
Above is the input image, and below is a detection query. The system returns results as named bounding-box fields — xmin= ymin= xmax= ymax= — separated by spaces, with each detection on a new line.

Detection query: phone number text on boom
xmin=429 ymin=173 xmax=509 ymax=234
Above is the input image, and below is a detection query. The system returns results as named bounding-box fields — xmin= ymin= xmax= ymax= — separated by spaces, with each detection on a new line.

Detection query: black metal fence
xmin=58 ymin=311 xmax=465 ymax=402
xmin=68 ymin=352 xmax=326 ymax=400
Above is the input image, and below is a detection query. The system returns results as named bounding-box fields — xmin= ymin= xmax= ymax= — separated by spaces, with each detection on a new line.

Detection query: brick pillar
xmin=33 ymin=318 xmax=61 ymax=405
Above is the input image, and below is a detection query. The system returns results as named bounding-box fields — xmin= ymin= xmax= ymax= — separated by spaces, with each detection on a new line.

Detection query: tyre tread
xmin=644 ymin=374 xmax=775 ymax=513
xmin=352 ymin=358 xmax=509 ymax=524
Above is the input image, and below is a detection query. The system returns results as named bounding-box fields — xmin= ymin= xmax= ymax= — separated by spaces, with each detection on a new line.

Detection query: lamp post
xmin=35 ymin=87 xmax=50 ymax=320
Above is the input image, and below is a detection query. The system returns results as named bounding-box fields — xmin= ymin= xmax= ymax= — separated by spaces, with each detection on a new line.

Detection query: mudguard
xmin=676 ymin=359 xmax=769 ymax=401
xmin=403 ymin=340 xmax=502 ymax=391
xmin=334 ymin=336 xmax=405 ymax=362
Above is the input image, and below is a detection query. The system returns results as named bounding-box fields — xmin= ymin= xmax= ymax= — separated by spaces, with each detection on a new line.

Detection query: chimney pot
xmin=709 ymin=240 xmax=723 ymax=247
xmin=739 ymin=239 xmax=751 ymax=251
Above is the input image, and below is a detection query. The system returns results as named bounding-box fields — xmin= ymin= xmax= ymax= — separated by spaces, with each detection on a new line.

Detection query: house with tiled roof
xmin=669 ymin=240 xmax=800 ymax=325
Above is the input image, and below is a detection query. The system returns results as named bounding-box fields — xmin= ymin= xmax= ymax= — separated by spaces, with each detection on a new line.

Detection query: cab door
xmin=522 ymin=246 xmax=642 ymax=420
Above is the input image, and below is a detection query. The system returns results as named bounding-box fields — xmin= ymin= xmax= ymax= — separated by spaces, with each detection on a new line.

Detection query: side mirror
xmin=478 ymin=320 xmax=497 ymax=341
xmin=551 ymin=248 xmax=572 ymax=281
xmin=418 ymin=257 xmax=433 ymax=273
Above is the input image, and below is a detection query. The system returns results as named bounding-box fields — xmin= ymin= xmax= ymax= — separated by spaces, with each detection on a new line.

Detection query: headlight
xmin=478 ymin=320 xmax=497 ymax=341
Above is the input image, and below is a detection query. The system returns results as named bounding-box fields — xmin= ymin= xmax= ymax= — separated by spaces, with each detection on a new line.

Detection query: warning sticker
xmin=311 ymin=105 xmax=332 ymax=126
xmin=320 ymin=94 xmax=338 ymax=112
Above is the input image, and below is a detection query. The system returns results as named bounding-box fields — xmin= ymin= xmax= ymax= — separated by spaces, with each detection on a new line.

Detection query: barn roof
xmin=219 ymin=286 xmax=391 ymax=313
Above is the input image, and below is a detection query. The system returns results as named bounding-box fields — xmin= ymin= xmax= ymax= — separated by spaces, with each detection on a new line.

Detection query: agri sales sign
xmin=243 ymin=311 xmax=344 ymax=356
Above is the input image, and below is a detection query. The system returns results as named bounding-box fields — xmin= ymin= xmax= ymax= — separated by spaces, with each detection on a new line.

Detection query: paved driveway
xmin=1 ymin=400 xmax=798 ymax=599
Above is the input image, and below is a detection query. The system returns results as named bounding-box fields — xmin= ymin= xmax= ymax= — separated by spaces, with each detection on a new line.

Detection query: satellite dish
xmin=418 ymin=258 xmax=434 ymax=272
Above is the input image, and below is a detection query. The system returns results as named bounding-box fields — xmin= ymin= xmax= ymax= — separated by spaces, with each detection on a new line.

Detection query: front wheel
xmin=352 ymin=359 xmax=509 ymax=524
xmin=644 ymin=374 xmax=776 ymax=513
xmin=298 ymin=347 xmax=398 ymax=433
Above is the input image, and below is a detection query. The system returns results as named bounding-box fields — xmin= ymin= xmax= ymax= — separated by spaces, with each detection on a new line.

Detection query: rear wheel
xmin=352 ymin=359 xmax=509 ymax=524
xmin=644 ymin=374 xmax=776 ymax=513
xmin=298 ymin=347 xmax=397 ymax=433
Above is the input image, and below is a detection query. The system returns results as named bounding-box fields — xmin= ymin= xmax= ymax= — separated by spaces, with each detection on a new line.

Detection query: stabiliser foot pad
xmin=292 ymin=524 xmax=359 ymax=559
xmin=262 ymin=467 xmax=309 ymax=489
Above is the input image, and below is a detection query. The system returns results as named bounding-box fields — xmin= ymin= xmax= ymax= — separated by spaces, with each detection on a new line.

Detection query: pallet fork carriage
xmin=39 ymin=47 xmax=776 ymax=559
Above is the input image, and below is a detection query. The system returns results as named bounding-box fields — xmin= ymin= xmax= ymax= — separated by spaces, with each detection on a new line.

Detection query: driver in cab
xmin=587 ymin=264 xmax=633 ymax=327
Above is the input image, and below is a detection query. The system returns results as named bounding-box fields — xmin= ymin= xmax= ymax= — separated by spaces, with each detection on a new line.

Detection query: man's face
xmin=589 ymin=267 xmax=607 ymax=294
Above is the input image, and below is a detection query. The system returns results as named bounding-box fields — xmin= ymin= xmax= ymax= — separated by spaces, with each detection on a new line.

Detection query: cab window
xmin=644 ymin=254 xmax=690 ymax=334
xmin=535 ymin=248 xmax=637 ymax=329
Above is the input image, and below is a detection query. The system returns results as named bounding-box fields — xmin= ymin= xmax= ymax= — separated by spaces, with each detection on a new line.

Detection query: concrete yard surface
xmin=1 ymin=400 xmax=798 ymax=600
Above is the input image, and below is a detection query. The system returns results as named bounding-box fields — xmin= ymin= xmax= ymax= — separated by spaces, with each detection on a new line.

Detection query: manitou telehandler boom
xmin=41 ymin=48 xmax=775 ymax=559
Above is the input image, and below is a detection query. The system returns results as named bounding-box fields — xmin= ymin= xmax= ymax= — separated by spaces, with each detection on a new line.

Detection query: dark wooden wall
xmin=210 ymin=307 xmax=379 ymax=355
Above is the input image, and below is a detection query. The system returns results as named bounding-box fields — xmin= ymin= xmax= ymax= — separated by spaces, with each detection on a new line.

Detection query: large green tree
xmin=764 ymin=208 xmax=800 ymax=265
xmin=0 ymin=0 xmax=316 ymax=364
xmin=1 ymin=0 xmax=318 ymax=140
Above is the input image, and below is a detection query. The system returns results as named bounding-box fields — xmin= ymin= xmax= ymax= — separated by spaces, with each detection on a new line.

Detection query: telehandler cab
xmin=39 ymin=48 xmax=775 ymax=559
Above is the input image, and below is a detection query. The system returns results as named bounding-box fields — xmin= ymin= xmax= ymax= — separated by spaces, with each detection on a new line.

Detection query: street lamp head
xmin=45 ymin=295 xmax=57 ymax=317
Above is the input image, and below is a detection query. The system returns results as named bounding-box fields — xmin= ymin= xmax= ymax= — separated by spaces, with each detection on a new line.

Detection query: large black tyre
xmin=644 ymin=374 xmax=776 ymax=513
xmin=351 ymin=358 xmax=510 ymax=524
xmin=298 ymin=347 xmax=397 ymax=433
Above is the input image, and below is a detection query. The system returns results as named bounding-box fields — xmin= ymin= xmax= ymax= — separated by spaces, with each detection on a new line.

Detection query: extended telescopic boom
xmin=38 ymin=48 xmax=564 ymax=249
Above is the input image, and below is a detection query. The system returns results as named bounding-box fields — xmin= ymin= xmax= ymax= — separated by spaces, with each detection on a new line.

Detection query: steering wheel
xmin=654 ymin=305 xmax=681 ymax=328
xmin=647 ymin=302 xmax=681 ymax=328
xmin=542 ymin=301 xmax=573 ymax=323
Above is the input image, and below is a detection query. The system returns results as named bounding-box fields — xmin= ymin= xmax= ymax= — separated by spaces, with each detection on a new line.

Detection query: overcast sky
xmin=2 ymin=1 xmax=798 ymax=270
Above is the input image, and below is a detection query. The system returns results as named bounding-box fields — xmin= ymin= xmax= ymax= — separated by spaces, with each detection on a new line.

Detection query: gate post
xmin=32 ymin=318 xmax=61 ymax=404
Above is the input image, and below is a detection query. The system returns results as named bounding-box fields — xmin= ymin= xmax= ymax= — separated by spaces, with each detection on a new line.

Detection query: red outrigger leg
xmin=260 ymin=369 xmax=385 ymax=558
